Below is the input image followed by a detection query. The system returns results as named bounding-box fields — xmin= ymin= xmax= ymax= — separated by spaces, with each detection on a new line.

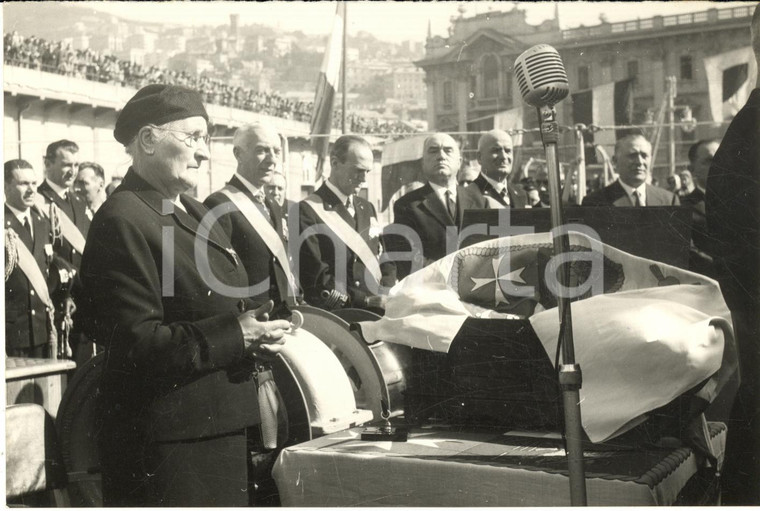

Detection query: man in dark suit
xmin=297 ymin=134 xmax=395 ymax=311
xmin=705 ymin=6 xmax=760 ymax=503
xmin=390 ymin=133 xmax=488 ymax=279
xmin=266 ymin=172 xmax=296 ymax=242
xmin=79 ymin=84 xmax=290 ymax=507
xmin=581 ymin=133 xmax=679 ymax=207
xmin=205 ymin=123 xmax=297 ymax=310
xmin=38 ymin=139 xmax=90 ymax=268
xmin=684 ymin=139 xmax=720 ymax=277
xmin=470 ymin=130 xmax=527 ymax=209
xmin=38 ymin=139 xmax=92 ymax=362
xmin=4 ymin=159 xmax=59 ymax=358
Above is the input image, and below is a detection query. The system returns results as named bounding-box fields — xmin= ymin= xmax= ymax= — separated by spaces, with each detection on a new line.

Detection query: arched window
xmin=483 ymin=54 xmax=499 ymax=98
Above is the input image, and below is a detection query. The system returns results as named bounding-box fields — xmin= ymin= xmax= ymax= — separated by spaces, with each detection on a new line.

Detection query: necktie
xmin=345 ymin=197 xmax=355 ymax=218
xmin=632 ymin=190 xmax=642 ymax=207
xmin=23 ymin=215 xmax=32 ymax=239
xmin=499 ymin=188 xmax=510 ymax=206
xmin=254 ymin=193 xmax=273 ymax=225
xmin=445 ymin=190 xmax=456 ymax=220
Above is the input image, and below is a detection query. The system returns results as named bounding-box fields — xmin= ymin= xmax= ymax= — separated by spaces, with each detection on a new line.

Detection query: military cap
xmin=114 ymin=84 xmax=209 ymax=145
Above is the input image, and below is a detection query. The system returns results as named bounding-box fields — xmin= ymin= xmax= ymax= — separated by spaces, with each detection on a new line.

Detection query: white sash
xmin=34 ymin=196 xmax=86 ymax=254
xmin=10 ymin=230 xmax=54 ymax=308
xmin=219 ymin=187 xmax=298 ymax=294
xmin=303 ymin=194 xmax=382 ymax=284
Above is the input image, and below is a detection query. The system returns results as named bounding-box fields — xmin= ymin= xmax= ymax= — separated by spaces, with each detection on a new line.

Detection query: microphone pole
xmin=515 ymin=45 xmax=587 ymax=505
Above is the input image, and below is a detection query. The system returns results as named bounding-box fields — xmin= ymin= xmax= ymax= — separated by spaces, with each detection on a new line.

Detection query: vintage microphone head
xmin=514 ymin=44 xmax=570 ymax=107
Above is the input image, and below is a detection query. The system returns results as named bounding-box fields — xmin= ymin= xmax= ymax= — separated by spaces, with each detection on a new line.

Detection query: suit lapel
xmin=606 ymin=181 xmax=631 ymax=207
xmin=456 ymin=185 xmax=477 ymax=224
xmin=318 ymin=184 xmax=355 ymax=226
xmin=354 ymin=199 xmax=371 ymax=241
xmin=4 ymin=206 xmax=33 ymax=250
xmin=420 ymin=184 xmax=454 ymax=227
xmin=178 ymin=197 xmax=237 ymax=260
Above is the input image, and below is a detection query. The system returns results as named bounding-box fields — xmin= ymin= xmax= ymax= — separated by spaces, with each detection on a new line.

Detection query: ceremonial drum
xmin=56 ymin=306 xmax=410 ymax=506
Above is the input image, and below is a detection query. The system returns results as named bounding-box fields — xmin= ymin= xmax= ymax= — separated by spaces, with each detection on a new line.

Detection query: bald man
xmin=470 ymin=130 xmax=527 ymax=208
xmin=205 ymin=123 xmax=297 ymax=310
xmin=390 ymin=133 xmax=487 ymax=279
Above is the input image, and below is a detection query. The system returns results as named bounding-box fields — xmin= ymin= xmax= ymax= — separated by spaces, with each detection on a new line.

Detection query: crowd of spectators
xmin=4 ymin=31 xmax=421 ymax=136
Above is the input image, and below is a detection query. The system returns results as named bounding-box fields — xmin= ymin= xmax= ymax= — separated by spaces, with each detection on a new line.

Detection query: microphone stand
xmin=537 ymin=104 xmax=588 ymax=506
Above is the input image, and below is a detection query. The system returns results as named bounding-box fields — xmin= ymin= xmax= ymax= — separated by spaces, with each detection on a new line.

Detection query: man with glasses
xmin=79 ymin=84 xmax=290 ymax=506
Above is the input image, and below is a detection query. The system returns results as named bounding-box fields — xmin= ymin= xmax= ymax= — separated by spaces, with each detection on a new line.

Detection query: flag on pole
xmin=704 ymin=46 xmax=757 ymax=122
xmin=310 ymin=2 xmax=345 ymax=180
xmin=571 ymin=79 xmax=633 ymax=154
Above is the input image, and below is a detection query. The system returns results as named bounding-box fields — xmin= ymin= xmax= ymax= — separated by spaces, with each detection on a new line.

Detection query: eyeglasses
xmin=150 ymin=125 xmax=211 ymax=148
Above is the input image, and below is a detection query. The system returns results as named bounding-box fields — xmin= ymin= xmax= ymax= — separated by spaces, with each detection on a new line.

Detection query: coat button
xmin=31 ymin=310 xmax=36 ymax=316
xmin=30 ymin=290 xmax=35 ymax=296
xmin=354 ymin=280 xmax=360 ymax=287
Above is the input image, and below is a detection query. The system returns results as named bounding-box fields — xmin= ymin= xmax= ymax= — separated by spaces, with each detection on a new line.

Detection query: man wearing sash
xmin=390 ymin=133 xmax=488 ymax=279
xmin=38 ymin=139 xmax=91 ymax=362
xmin=4 ymin=159 xmax=64 ymax=357
xmin=79 ymin=84 xmax=290 ymax=506
xmin=38 ymin=139 xmax=90 ymax=268
xmin=205 ymin=123 xmax=297 ymax=311
xmin=298 ymin=134 xmax=396 ymax=311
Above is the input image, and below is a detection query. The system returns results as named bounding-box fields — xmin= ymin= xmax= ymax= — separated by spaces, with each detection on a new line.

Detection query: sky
xmin=82 ymin=1 xmax=754 ymax=44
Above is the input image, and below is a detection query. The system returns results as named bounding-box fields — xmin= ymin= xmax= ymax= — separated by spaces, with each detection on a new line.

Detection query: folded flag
xmin=359 ymin=232 xmax=734 ymax=442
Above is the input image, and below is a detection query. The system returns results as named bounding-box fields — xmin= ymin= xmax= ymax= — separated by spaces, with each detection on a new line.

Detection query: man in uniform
xmin=582 ymin=133 xmax=679 ymax=207
xmin=38 ymin=139 xmax=90 ymax=267
xmin=469 ymin=130 xmax=527 ymax=209
xmin=205 ymin=123 xmax=298 ymax=311
xmin=79 ymin=84 xmax=290 ymax=507
xmin=4 ymin=159 xmax=62 ymax=358
xmin=297 ymin=134 xmax=395 ymax=311
xmin=390 ymin=132 xmax=487 ymax=279
xmin=38 ymin=139 xmax=91 ymax=361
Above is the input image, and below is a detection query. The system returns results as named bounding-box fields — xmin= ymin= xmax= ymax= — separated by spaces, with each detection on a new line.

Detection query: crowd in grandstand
xmin=4 ymin=31 xmax=420 ymax=136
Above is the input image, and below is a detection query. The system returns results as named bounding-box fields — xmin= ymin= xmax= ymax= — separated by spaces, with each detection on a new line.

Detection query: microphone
xmin=514 ymin=44 xmax=569 ymax=107
xmin=514 ymin=43 xmax=588 ymax=506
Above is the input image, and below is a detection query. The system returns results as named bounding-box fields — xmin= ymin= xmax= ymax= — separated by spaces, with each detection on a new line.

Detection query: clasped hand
xmin=236 ymin=300 xmax=290 ymax=358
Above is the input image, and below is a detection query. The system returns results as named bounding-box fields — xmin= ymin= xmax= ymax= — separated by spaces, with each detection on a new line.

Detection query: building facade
xmin=416 ymin=4 xmax=754 ymax=182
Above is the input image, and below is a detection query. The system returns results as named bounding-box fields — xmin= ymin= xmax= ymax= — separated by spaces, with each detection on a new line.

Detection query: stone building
xmin=415 ymin=4 xmax=754 ymax=182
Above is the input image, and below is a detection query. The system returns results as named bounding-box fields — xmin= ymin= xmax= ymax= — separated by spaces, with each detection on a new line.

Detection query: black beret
xmin=113 ymin=84 xmax=209 ymax=145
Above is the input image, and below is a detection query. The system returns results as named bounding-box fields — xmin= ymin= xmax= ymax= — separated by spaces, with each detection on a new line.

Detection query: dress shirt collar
xmin=6 ymin=204 xmax=33 ymax=236
xmin=325 ymin=179 xmax=351 ymax=206
xmin=7 ymin=203 xmax=30 ymax=224
xmin=429 ymin=181 xmax=456 ymax=206
xmin=617 ymin=179 xmax=646 ymax=206
xmin=483 ymin=174 xmax=510 ymax=204
xmin=45 ymin=178 xmax=69 ymax=199
xmin=483 ymin=174 xmax=507 ymax=195
xmin=234 ymin=172 xmax=266 ymax=201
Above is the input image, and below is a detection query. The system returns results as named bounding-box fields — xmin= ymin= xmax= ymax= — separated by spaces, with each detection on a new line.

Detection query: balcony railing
xmin=562 ymin=4 xmax=751 ymax=40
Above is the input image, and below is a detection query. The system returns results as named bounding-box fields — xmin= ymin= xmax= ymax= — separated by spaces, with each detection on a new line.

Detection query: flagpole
xmin=341 ymin=1 xmax=347 ymax=134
